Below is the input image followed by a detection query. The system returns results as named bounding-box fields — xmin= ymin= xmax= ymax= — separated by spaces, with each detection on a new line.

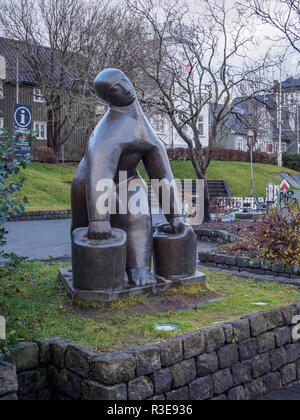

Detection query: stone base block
xmin=59 ymin=267 xmax=206 ymax=303
xmin=235 ymin=213 xmax=263 ymax=221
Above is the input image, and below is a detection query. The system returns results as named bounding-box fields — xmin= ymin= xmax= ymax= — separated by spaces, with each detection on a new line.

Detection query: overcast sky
xmin=1 ymin=0 xmax=298 ymax=79
xmin=151 ymin=0 xmax=299 ymax=78
xmin=195 ymin=0 xmax=298 ymax=76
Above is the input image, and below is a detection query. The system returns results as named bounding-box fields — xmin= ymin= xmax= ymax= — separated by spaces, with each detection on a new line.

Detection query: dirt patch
xmin=66 ymin=288 xmax=222 ymax=321
xmin=127 ymin=291 xmax=222 ymax=313
xmin=197 ymin=220 xmax=261 ymax=240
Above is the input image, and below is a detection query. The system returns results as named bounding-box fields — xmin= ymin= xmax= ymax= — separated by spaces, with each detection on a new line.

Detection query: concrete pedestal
xmin=60 ymin=224 xmax=206 ymax=304
xmin=59 ymin=267 xmax=206 ymax=303
xmin=72 ymin=227 xmax=127 ymax=291
xmin=153 ymin=223 xmax=197 ymax=280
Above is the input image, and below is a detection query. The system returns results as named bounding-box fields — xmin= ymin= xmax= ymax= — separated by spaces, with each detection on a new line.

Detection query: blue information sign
xmin=14 ymin=104 xmax=32 ymax=159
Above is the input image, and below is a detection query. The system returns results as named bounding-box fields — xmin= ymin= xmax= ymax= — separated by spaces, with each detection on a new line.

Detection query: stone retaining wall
xmin=7 ymin=210 xmax=71 ymax=222
xmin=194 ymin=228 xmax=238 ymax=245
xmin=198 ymin=252 xmax=300 ymax=280
xmin=1 ymin=303 xmax=300 ymax=400
xmin=0 ymin=360 xmax=18 ymax=400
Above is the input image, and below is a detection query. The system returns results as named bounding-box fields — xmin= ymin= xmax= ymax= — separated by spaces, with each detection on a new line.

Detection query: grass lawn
xmin=11 ymin=161 xmax=300 ymax=211
xmin=11 ymin=163 xmax=75 ymax=212
xmin=0 ymin=261 xmax=299 ymax=353
xmin=161 ymin=161 xmax=299 ymax=197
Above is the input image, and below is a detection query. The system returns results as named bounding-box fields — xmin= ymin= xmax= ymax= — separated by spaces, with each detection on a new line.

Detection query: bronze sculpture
xmin=59 ymin=68 xmax=206 ymax=302
xmin=71 ymin=68 xmax=185 ymax=287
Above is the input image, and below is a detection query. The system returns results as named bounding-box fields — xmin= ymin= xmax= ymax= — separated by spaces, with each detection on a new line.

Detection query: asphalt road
xmin=3 ymin=217 xmax=217 ymax=261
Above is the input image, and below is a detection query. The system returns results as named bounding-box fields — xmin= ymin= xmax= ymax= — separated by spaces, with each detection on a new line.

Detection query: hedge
xmin=282 ymin=153 xmax=300 ymax=172
xmin=167 ymin=147 xmax=272 ymax=164
xmin=34 ymin=147 xmax=55 ymax=163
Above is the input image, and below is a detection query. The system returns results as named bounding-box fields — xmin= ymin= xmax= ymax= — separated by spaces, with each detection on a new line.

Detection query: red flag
xmin=185 ymin=55 xmax=195 ymax=80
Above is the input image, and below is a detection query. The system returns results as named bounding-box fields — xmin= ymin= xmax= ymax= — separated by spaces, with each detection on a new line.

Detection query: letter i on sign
xmin=21 ymin=110 xmax=26 ymax=125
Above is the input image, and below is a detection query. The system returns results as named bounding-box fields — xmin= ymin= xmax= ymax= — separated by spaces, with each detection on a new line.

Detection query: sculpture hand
xmin=88 ymin=221 xmax=111 ymax=240
xmin=170 ymin=217 xmax=185 ymax=234
xmin=157 ymin=217 xmax=185 ymax=234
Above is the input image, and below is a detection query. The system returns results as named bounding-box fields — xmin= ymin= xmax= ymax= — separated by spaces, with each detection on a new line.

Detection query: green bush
xmin=0 ymin=129 xmax=31 ymax=260
xmin=282 ymin=153 xmax=300 ymax=172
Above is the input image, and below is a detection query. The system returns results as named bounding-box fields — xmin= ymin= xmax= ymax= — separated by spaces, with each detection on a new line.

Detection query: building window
xmin=236 ymin=137 xmax=246 ymax=151
xmin=34 ymin=121 xmax=47 ymax=140
xmin=255 ymin=141 xmax=265 ymax=152
xmin=33 ymin=88 xmax=46 ymax=103
xmin=246 ymin=103 xmax=255 ymax=115
xmin=275 ymin=142 xmax=287 ymax=152
xmin=198 ymin=115 xmax=204 ymax=136
xmin=281 ymin=92 xmax=287 ymax=106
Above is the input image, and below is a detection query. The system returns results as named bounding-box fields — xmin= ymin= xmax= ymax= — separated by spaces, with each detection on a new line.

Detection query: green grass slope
xmin=12 ymin=163 xmax=76 ymax=211
xmin=12 ymin=161 xmax=300 ymax=211
xmin=208 ymin=161 xmax=299 ymax=197
xmin=141 ymin=160 xmax=300 ymax=197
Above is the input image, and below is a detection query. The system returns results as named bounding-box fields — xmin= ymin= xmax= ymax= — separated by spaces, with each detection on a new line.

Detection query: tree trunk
xmin=47 ymin=97 xmax=61 ymax=163
xmin=54 ymin=144 xmax=61 ymax=164
xmin=187 ymin=145 xmax=211 ymax=223
xmin=203 ymin=176 xmax=211 ymax=223
xmin=47 ymin=108 xmax=54 ymax=150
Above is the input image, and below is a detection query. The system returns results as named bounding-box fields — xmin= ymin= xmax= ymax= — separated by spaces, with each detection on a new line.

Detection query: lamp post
xmin=0 ymin=55 xmax=6 ymax=102
xmin=278 ymin=80 xmax=283 ymax=166
xmin=248 ymin=129 xmax=255 ymax=197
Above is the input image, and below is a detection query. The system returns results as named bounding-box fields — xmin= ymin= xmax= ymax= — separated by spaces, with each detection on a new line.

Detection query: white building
xmin=150 ymin=102 xmax=210 ymax=149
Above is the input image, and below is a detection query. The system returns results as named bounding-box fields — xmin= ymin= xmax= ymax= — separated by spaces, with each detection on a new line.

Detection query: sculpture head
xmin=94 ymin=68 xmax=136 ymax=107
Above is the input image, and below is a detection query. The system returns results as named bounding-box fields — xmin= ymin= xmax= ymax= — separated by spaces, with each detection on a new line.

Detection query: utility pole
xmin=16 ymin=57 xmax=19 ymax=104
xmin=278 ymin=79 xmax=283 ymax=166
xmin=0 ymin=55 xmax=6 ymax=101
xmin=248 ymin=129 xmax=254 ymax=197
xmin=293 ymin=61 xmax=300 ymax=155
xmin=296 ymin=103 xmax=300 ymax=154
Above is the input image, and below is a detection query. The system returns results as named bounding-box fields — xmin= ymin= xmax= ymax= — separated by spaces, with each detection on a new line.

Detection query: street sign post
xmin=0 ymin=55 xmax=6 ymax=80
xmin=13 ymin=104 xmax=32 ymax=159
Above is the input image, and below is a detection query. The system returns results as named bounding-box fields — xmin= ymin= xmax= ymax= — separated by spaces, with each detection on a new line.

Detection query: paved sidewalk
xmin=4 ymin=217 xmax=219 ymax=262
xmin=4 ymin=219 xmax=72 ymax=261
xmin=3 ymin=215 xmax=168 ymax=261
xmin=197 ymin=241 xmax=218 ymax=253
xmin=259 ymin=383 xmax=300 ymax=400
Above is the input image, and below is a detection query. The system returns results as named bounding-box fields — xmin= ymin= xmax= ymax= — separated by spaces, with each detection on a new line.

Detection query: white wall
xmin=150 ymin=102 xmax=210 ymax=149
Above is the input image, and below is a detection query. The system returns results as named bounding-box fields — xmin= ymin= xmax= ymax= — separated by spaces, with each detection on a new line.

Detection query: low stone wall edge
xmin=194 ymin=227 xmax=239 ymax=245
xmin=1 ymin=302 xmax=300 ymax=400
xmin=7 ymin=209 xmax=71 ymax=222
xmin=198 ymin=251 xmax=300 ymax=280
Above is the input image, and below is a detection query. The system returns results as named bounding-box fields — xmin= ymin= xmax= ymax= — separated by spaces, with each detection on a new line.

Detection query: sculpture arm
xmin=143 ymin=145 xmax=183 ymax=222
xmin=86 ymin=138 xmax=121 ymax=223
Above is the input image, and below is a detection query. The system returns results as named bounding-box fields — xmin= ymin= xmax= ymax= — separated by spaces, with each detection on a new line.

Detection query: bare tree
xmin=249 ymin=0 xmax=300 ymax=54
xmin=78 ymin=8 xmax=151 ymax=153
xmin=124 ymin=0 xmax=277 ymax=221
xmin=0 ymin=0 xmax=148 ymax=160
xmin=232 ymin=96 xmax=275 ymax=152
